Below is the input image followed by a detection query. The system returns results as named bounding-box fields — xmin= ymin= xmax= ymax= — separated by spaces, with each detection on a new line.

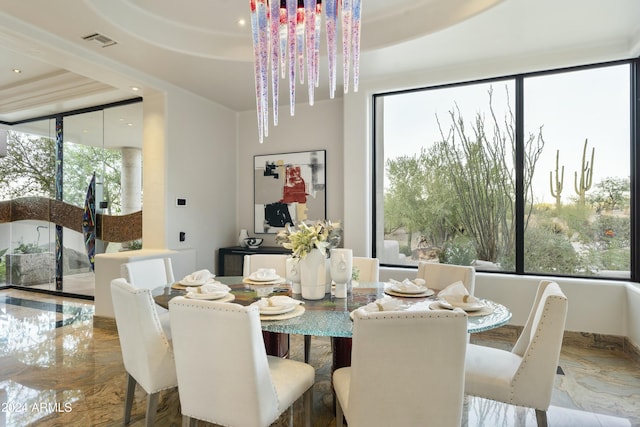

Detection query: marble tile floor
xmin=0 ymin=288 xmax=638 ymax=427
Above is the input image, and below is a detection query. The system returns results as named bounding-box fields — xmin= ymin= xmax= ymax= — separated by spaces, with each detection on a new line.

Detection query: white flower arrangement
xmin=276 ymin=220 xmax=342 ymax=260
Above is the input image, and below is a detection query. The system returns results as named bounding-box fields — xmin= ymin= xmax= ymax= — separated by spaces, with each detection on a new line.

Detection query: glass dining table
xmin=153 ymin=276 xmax=512 ymax=369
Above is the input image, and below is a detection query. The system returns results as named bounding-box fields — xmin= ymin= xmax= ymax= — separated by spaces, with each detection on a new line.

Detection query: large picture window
xmin=374 ymin=61 xmax=632 ymax=279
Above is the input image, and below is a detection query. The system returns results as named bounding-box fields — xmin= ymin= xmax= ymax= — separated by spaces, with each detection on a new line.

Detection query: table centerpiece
xmin=276 ymin=220 xmax=342 ymax=299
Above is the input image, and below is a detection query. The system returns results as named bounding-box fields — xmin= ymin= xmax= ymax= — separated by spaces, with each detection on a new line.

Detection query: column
xmin=121 ymin=147 xmax=142 ymax=215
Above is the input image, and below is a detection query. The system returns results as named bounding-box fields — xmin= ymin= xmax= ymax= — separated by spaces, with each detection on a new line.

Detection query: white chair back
xmin=337 ymin=309 xmax=468 ymax=427
xmin=169 ymin=298 xmax=314 ymax=427
xmin=242 ymin=254 xmax=289 ymax=277
xmin=416 ymin=261 xmax=475 ymax=294
xmin=110 ymin=278 xmax=177 ymax=424
xmin=352 ymin=256 xmax=379 ymax=281
xmin=121 ymin=257 xmax=175 ymax=289
xmin=111 ymin=278 xmax=176 ymax=391
xmin=464 ymin=280 xmax=568 ymax=425
xmin=510 ymin=280 xmax=568 ymax=409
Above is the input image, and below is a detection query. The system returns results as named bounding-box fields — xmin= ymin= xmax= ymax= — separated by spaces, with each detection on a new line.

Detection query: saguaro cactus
xmin=574 ymin=139 xmax=594 ymax=206
xmin=549 ymin=149 xmax=564 ymax=210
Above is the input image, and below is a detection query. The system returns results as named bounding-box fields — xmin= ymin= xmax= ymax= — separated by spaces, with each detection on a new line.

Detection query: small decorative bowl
xmin=244 ymin=237 xmax=263 ymax=249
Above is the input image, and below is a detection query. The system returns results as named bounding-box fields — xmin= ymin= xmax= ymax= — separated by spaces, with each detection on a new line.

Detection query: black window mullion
xmin=630 ymin=59 xmax=640 ymax=282
xmin=515 ymin=77 xmax=525 ymax=274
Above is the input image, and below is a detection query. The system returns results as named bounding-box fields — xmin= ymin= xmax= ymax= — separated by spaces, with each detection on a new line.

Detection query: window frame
xmin=372 ymin=58 xmax=638 ymax=282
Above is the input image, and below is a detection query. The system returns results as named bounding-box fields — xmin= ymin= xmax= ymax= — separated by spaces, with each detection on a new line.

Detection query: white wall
xmin=164 ymin=89 xmax=237 ymax=271
xmin=142 ymin=87 xmax=238 ymax=273
xmin=379 ymin=266 xmax=638 ymax=346
xmin=237 ymin=99 xmax=344 ymax=247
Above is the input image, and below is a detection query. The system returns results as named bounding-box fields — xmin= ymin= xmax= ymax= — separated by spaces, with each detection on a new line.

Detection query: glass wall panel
xmin=62 ymin=103 xmax=142 ymax=295
xmin=376 ymin=80 xmax=516 ymax=270
xmin=523 ymin=65 xmax=631 ymax=278
xmin=0 ymin=119 xmax=55 ymax=289
xmin=0 ymin=101 xmax=141 ymax=295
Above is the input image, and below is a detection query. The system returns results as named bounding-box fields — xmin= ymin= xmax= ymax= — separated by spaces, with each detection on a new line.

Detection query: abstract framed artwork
xmin=254 ymin=150 xmax=326 ymax=234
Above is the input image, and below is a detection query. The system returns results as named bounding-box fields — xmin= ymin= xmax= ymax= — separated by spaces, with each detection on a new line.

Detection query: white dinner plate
xmin=180 ymin=280 xmax=207 ymax=287
xmin=437 ymin=298 xmax=484 ymax=312
xmin=390 ymin=284 xmax=428 ymax=294
xmin=242 ymin=277 xmax=286 ymax=285
xmin=248 ymin=274 xmax=281 ymax=282
xmin=259 ymin=303 xmax=297 ymax=315
xmin=384 ymin=288 xmax=435 ymax=298
xmin=185 ymin=292 xmax=235 ymax=302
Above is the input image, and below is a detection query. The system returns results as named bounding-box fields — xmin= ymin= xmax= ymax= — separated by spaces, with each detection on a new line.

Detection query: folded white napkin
xmin=251 ymin=268 xmax=278 ymax=280
xmin=254 ymin=295 xmax=303 ymax=308
xmin=437 ymin=281 xmax=480 ymax=306
xmin=388 ymin=278 xmax=427 ymax=293
xmin=360 ymin=296 xmax=405 ymax=313
xmin=181 ymin=269 xmax=216 ymax=285
xmin=185 ymin=282 xmax=230 ymax=295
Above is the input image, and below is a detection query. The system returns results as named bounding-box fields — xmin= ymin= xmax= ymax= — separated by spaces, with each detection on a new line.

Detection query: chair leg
xmin=182 ymin=415 xmax=197 ymax=427
xmin=145 ymin=392 xmax=160 ymax=427
xmin=124 ymin=373 xmax=136 ymax=425
xmin=535 ymin=409 xmax=548 ymax=427
xmin=304 ymin=386 xmax=313 ymax=427
xmin=336 ymin=398 xmax=344 ymax=427
xmin=304 ymin=335 xmax=311 ymax=363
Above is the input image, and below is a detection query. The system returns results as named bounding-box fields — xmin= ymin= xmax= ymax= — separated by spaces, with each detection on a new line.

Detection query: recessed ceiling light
xmin=12 ymin=68 xmax=21 ymax=74
xmin=131 ymin=86 xmax=140 ymax=92
xmin=237 ymin=18 xmax=246 ymax=27
xmin=126 ymin=123 xmax=133 ymax=127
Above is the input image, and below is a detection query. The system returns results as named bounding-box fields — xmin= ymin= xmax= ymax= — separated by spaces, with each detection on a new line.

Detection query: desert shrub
xmin=440 ymin=236 xmax=476 ymax=266
xmin=500 ymin=225 xmax=578 ymax=274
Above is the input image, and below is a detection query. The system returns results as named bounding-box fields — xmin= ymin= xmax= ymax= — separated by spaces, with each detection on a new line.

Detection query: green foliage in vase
xmin=351 ymin=266 xmax=360 ymax=281
xmin=276 ymin=220 xmax=342 ymax=259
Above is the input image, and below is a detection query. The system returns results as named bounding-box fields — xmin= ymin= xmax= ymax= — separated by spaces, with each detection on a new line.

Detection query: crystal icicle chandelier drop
xmin=249 ymin=0 xmax=362 ymax=143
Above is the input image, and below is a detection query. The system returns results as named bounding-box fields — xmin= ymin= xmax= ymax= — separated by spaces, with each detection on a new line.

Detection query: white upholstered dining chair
xmin=464 ymin=280 xmax=568 ymax=427
xmin=169 ymin=297 xmax=315 ymax=427
xmin=333 ymin=308 xmax=468 ymax=427
xmin=351 ymin=256 xmax=380 ymax=281
xmin=121 ymin=257 xmax=175 ymax=323
xmin=110 ymin=278 xmax=177 ymax=427
xmin=242 ymin=253 xmax=289 ymax=277
xmin=121 ymin=257 xmax=175 ymax=289
xmin=416 ymin=261 xmax=475 ymax=294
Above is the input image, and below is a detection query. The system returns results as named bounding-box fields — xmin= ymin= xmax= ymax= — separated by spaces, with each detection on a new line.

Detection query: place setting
xmin=350 ymin=296 xmax=410 ymax=320
xmin=172 ymin=269 xmax=217 ymax=289
xmin=170 ymin=269 xmax=236 ymax=302
xmin=251 ymin=295 xmax=305 ymax=321
xmin=384 ymin=278 xmax=435 ymax=298
xmin=429 ymin=281 xmax=494 ymax=316
xmin=242 ymin=268 xmax=287 ymax=286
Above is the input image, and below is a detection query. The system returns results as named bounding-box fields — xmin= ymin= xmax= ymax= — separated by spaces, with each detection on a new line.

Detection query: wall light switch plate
xmin=176 ymin=198 xmax=187 ymax=207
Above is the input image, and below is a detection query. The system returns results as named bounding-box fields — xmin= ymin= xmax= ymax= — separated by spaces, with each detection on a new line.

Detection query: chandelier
xmin=249 ymin=0 xmax=362 ymax=143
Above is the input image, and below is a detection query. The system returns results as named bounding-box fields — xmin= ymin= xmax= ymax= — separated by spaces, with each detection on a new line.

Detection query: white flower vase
xmin=238 ymin=229 xmax=249 ymax=247
xmin=299 ymin=248 xmax=328 ymax=300
xmin=330 ymin=248 xmax=352 ymax=298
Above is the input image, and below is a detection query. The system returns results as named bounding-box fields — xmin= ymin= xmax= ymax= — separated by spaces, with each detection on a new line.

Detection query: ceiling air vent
xmin=82 ymin=33 xmax=117 ymax=48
